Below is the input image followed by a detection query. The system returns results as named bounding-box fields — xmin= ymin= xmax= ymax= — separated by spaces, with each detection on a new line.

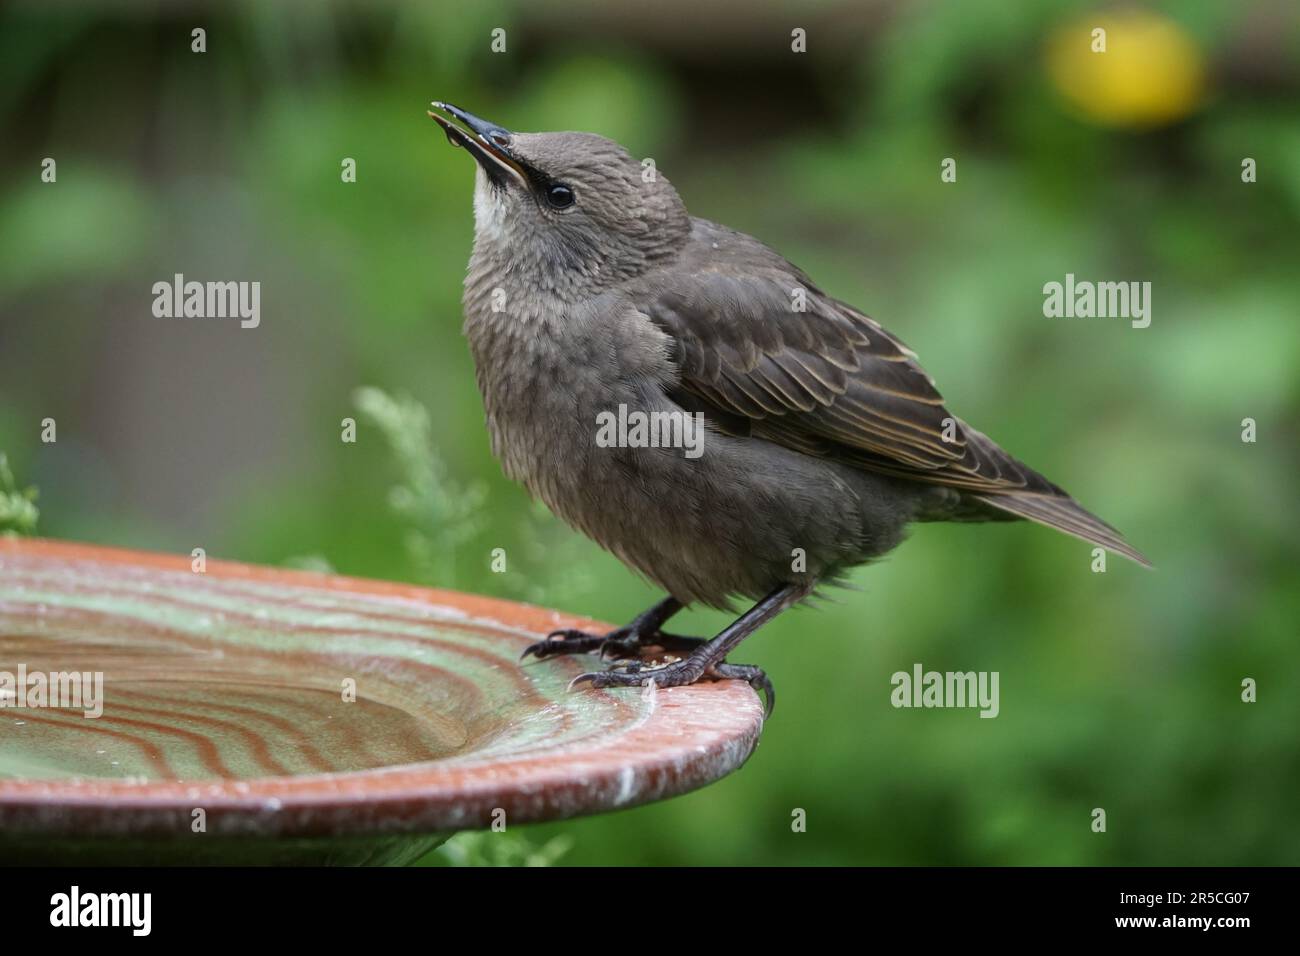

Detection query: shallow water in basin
xmin=1 ymin=678 xmax=466 ymax=781
xmin=0 ymin=554 xmax=647 ymax=783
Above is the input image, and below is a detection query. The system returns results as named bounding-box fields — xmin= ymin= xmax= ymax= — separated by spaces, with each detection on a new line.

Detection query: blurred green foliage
xmin=1 ymin=0 xmax=1297 ymax=865
xmin=432 ymin=830 xmax=573 ymax=868
xmin=0 ymin=453 xmax=40 ymax=536
xmin=353 ymin=385 xmax=487 ymax=587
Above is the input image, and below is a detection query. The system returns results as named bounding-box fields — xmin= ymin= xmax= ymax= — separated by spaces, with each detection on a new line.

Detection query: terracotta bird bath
xmin=0 ymin=539 xmax=764 ymax=865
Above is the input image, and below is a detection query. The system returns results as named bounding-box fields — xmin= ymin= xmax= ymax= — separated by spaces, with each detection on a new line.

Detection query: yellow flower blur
xmin=1047 ymin=11 xmax=1206 ymax=128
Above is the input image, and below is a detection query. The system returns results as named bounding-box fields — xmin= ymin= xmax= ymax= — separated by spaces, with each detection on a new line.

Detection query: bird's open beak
xmin=428 ymin=101 xmax=529 ymax=189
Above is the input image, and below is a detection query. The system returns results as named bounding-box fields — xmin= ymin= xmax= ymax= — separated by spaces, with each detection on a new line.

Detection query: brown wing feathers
xmin=646 ymin=269 xmax=1150 ymax=566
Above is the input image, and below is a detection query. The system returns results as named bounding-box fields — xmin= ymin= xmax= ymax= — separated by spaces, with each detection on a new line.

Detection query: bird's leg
xmin=520 ymin=595 xmax=683 ymax=661
xmin=568 ymin=583 xmax=813 ymax=717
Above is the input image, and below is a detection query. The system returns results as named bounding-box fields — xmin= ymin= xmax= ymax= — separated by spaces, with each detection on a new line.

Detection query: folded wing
xmin=638 ymin=254 xmax=1150 ymax=566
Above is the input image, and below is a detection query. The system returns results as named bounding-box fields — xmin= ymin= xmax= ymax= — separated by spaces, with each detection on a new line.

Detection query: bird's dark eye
xmin=545 ymin=183 xmax=575 ymax=209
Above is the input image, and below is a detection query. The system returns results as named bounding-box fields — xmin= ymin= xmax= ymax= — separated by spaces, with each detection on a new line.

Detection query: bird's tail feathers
xmin=973 ymin=492 xmax=1152 ymax=568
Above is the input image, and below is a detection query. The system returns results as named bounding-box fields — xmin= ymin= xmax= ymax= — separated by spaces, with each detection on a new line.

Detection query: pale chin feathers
xmin=472 ymin=168 xmax=510 ymax=245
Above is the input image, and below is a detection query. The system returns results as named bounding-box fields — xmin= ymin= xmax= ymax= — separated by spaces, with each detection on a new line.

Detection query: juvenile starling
xmin=429 ymin=102 xmax=1149 ymax=715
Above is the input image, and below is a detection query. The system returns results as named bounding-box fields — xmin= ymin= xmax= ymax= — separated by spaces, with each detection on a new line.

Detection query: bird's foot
xmin=522 ymin=589 xmax=786 ymax=716
xmin=520 ymin=626 xmax=703 ymax=663
xmin=520 ymin=627 xmax=611 ymax=661
xmin=568 ymin=657 xmax=775 ymax=717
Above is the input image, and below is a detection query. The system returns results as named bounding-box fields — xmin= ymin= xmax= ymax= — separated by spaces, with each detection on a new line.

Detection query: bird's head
xmin=430 ymin=102 xmax=691 ymax=295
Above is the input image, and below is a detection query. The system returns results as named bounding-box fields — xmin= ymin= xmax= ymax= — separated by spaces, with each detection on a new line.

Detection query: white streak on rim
xmin=612 ymin=765 xmax=636 ymax=806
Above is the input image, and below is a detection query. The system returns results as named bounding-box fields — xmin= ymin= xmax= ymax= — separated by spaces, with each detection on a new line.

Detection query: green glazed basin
xmin=0 ymin=539 xmax=764 ymax=865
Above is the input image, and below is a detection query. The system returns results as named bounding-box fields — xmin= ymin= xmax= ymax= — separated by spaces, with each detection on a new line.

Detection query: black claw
xmin=520 ymin=628 xmax=607 ymax=661
xmin=712 ymin=663 xmax=776 ymax=718
xmin=566 ymin=672 xmax=599 ymax=691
